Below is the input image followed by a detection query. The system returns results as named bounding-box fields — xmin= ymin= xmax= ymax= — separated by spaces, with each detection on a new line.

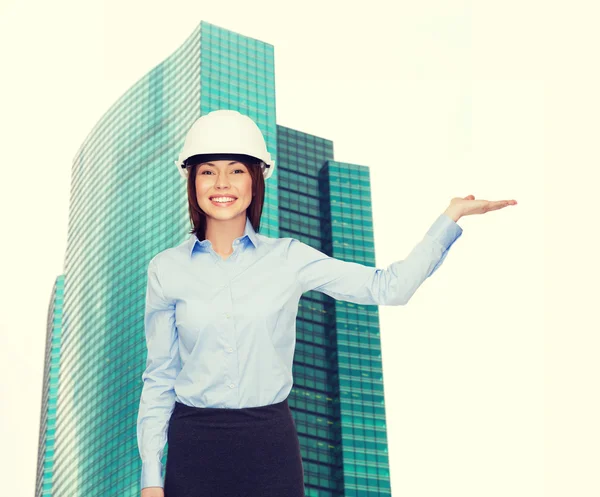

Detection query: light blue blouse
xmin=137 ymin=213 xmax=463 ymax=489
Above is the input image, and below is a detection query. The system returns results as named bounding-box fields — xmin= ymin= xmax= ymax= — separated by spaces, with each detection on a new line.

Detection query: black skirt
xmin=164 ymin=396 xmax=305 ymax=497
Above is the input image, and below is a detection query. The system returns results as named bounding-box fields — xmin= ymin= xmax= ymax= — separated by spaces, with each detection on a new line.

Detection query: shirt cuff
xmin=141 ymin=459 xmax=164 ymax=490
xmin=428 ymin=213 xmax=463 ymax=249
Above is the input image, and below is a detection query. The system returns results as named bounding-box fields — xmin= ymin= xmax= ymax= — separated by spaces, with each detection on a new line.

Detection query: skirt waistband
xmin=171 ymin=397 xmax=290 ymax=424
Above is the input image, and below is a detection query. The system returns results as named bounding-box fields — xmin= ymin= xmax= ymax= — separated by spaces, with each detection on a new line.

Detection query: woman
xmin=137 ymin=109 xmax=517 ymax=497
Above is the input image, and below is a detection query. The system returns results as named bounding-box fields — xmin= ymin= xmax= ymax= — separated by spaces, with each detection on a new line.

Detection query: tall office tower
xmin=277 ymin=127 xmax=391 ymax=496
xmin=39 ymin=19 xmax=390 ymax=497
xmin=35 ymin=275 xmax=64 ymax=497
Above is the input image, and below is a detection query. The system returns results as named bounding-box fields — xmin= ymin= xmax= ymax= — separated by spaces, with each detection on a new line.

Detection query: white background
xmin=0 ymin=0 xmax=597 ymax=495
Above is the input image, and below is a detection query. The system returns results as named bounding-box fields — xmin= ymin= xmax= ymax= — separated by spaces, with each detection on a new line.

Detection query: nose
xmin=214 ymin=173 xmax=232 ymax=189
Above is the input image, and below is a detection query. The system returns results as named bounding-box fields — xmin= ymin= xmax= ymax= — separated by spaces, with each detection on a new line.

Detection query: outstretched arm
xmin=287 ymin=211 xmax=463 ymax=306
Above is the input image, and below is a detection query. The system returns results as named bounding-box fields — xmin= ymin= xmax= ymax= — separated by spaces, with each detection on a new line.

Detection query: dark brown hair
xmin=184 ymin=155 xmax=265 ymax=241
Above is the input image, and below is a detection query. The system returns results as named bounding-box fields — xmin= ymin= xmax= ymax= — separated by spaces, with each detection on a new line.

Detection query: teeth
xmin=212 ymin=197 xmax=236 ymax=203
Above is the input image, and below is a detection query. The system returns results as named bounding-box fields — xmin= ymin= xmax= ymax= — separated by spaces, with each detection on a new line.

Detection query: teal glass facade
xmin=40 ymin=19 xmax=390 ymax=496
xmin=35 ymin=275 xmax=63 ymax=497
xmin=278 ymin=127 xmax=391 ymax=496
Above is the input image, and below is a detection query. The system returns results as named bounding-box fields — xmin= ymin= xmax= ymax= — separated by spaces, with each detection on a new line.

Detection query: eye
xmin=200 ymin=169 xmax=245 ymax=175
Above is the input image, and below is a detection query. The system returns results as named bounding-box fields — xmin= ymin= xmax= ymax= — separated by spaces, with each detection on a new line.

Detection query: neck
xmin=204 ymin=214 xmax=246 ymax=254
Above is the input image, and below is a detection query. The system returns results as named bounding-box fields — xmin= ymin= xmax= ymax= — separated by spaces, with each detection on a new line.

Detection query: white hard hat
xmin=174 ymin=109 xmax=275 ymax=180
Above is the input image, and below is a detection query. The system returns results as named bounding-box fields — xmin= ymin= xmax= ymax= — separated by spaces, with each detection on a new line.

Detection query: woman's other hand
xmin=141 ymin=486 xmax=164 ymax=497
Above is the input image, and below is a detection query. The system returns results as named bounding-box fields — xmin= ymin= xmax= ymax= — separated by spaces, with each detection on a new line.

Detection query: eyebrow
xmin=201 ymin=161 xmax=241 ymax=166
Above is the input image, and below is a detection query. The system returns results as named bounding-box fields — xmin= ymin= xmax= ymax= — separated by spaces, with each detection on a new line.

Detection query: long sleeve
xmin=137 ymin=257 xmax=182 ymax=490
xmin=288 ymin=213 xmax=463 ymax=306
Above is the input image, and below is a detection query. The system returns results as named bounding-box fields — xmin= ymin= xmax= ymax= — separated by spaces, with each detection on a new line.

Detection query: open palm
xmin=450 ymin=194 xmax=518 ymax=217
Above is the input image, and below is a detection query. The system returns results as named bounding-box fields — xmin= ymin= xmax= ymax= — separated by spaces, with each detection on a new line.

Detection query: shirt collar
xmin=188 ymin=216 xmax=259 ymax=258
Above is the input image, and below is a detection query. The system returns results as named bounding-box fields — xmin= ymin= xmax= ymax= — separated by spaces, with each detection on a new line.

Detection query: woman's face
xmin=195 ymin=160 xmax=253 ymax=221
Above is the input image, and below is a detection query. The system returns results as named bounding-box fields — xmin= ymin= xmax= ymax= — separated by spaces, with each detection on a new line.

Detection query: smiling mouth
xmin=210 ymin=197 xmax=237 ymax=206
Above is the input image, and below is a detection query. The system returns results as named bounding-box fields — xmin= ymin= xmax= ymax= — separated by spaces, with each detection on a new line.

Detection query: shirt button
xmin=224 ymin=313 xmax=230 ymax=319
xmin=227 ymin=347 xmax=233 ymax=353
xmin=229 ymin=383 xmax=235 ymax=388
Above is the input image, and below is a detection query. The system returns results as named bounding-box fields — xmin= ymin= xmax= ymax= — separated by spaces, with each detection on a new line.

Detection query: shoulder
xmin=263 ymin=235 xmax=327 ymax=264
xmin=255 ymin=233 xmax=306 ymax=259
xmin=149 ymin=237 xmax=191 ymax=271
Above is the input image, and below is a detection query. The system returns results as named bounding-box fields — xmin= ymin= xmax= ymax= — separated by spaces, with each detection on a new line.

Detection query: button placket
xmin=214 ymin=264 xmax=238 ymax=398
xmin=224 ymin=296 xmax=237 ymax=396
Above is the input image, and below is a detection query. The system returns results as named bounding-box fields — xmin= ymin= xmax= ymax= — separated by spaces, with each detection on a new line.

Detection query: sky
xmin=0 ymin=0 xmax=598 ymax=496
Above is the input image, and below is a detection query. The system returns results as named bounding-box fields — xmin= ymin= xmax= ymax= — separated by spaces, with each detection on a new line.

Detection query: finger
xmin=491 ymin=200 xmax=515 ymax=210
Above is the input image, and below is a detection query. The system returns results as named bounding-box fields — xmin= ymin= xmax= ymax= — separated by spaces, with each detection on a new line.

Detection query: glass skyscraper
xmin=35 ymin=275 xmax=64 ymax=497
xmin=37 ymin=20 xmax=391 ymax=496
